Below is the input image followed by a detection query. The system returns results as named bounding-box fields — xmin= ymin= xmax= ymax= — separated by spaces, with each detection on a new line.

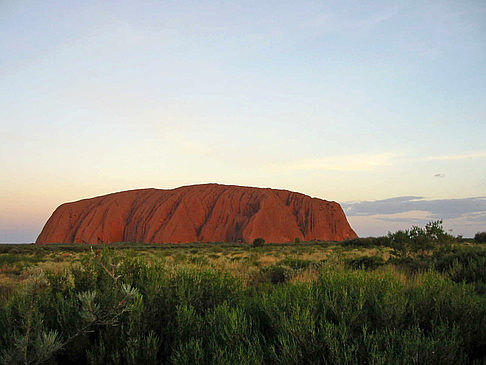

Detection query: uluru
xmin=36 ymin=184 xmax=357 ymax=244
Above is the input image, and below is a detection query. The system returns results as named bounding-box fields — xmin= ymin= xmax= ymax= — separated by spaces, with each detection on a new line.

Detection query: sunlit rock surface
xmin=36 ymin=184 xmax=357 ymax=244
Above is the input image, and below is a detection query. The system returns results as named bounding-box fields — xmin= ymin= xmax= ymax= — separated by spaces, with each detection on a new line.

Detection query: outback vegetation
xmin=475 ymin=232 xmax=486 ymax=244
xmin=0 ymin=221 xmax=485 ymax=364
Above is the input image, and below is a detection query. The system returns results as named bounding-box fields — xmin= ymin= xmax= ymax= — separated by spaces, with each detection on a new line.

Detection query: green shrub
xmin=362 ymin=323 xmax=466 ymax=364
xmin=252 ymin=238 xmax=265 ymax=247
xmin=475 ymin=232 xmax=486 ymax=243
xmin=373 ymin=236 xmax=391 ymax=246
xmin=346 ymin=255 xmax=385 ymax=270
xmin=341 ymin=237 xmax=375 ymax=248
xmin=1 ymin=245 xmax=486 ymax=364
xmin=387 ymin=220 xmax=454 ymax=257
xmin=387 ymin=256 xmax=433 ymax=273
xmin=278 ymin=258 xmax=314 ymax=271
xmin=433 ymin=247 xmax=486 ymax=294
xmin=256 ymin=265 xmax=293 ymax=284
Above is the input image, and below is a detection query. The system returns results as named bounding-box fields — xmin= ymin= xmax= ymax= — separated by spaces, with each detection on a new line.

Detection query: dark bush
xmin=252 ymin=238 xmax=265 ymax=247
xmin=341 ymin=237 xmax=376 ymax=248
xmin=433 ymin=247 xmax=486 ymax=293
xmin=386 ymin=220 xmax=455 ymax=257
xmin=475 ymin=232 xmax=486 ymax=243
xmin=387 ymin=256 xmax=434 ymax=273
xmin=341 ymin=236 xmax=390 ymax=248
xmin=373 ymin=236 xmax=391 ymax=246
xmin=257 ymin=265 xmax=293 ymax=284
xmin=346 ymin=255 xmax=385 ymax=270
xmin=278 ymin=258 xmax=314 ymax=271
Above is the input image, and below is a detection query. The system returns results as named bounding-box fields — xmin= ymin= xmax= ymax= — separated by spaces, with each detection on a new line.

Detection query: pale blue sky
xmin=1 ymin=0 xmax=485 ymax=242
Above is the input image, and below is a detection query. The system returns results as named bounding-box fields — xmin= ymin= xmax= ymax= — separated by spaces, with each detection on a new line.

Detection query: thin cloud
xmin=264 ymin=153 xmax=396 ymax=172
xmin=344 ymin=197 xmax=486 ymax=237
xmin=423 ymin=151 xmax=486 ymax=161
xmin=304 ymin=8 xmax=399 ymax=34
xmin=343 ymin=196 xmax=486 ymax=220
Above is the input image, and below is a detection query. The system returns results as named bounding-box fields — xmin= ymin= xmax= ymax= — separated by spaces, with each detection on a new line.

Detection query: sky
xmin=1 ymin=0 xmax=485 ymax=242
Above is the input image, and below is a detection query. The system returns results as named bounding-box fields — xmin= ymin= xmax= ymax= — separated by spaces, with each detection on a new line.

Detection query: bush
xmin=387 ymin=256 xmax=433 ymax=273
xmin=256 ymin=265 xmax=293 ymax=284
xmin=386 ymin=220 xmax=454 ymax=257
xmin=252 ymin=238 xmax=265 ymax=247
xmin=433 ymin=247 xmax=486 ymax=294
xmin=1 ymin=245 xmax=486 ymax=364
xmin=346 ymin=256 xmax=385 ymax=270
xmin=341 ymin=237 xmax=375 ymax=248
xmin=373 ymin=236 xmax=391 ymax=246
xmin=278 ymin=258 xmax=314 ymax=271
xmin=475 ymin=232 xmax=486 ymax=243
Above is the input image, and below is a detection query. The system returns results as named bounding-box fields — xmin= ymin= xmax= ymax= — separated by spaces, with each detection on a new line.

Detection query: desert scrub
xmin=278 ymin=258 xmax=315 ymax=271
xmin=0 ymin=242 xmax=485 ymax=364
xmin=345 ymin=255 xmax=385 ymax=270
xmin=475 ymin=232 xmax=486 ymax=243
xmin=253 ymin=265 xmax=294 ymax=284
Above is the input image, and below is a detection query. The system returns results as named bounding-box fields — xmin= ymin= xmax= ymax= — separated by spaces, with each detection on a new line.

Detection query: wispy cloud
xmin=343 ymin=196 xmax=486 ymax=220
xmin=423 ymin=151 xmax=486 ymax=161
xmin=264 ymin=153 xmax=396 ymax=172
xmin=263 ymin=149 xmax=486 ymax=174
xmin=303 ymin=8 xmax=399 ymax=34
xmin=344 ymin=196 xmax=486 ymax=237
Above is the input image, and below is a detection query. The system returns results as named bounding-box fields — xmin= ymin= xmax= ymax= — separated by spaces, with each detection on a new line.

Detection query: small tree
xmin=388 ymin=220 xmax=453 ymax=257
xmin=424 ymin=220 xmax=452 ymax=243
xmin=252 ymin=238 xmax=265 ymax=247
xmin=294 ymin=237 xmax=301 ymax=243
xmin=475 ymin=232 xmax=486 ymax=243
xmin=387 ymin=230 xmax=409 ymax=257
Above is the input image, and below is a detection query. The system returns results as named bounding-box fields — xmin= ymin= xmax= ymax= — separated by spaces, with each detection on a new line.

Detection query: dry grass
xmin=257 ymin=255 xmax=279 ymax=266
xmin=289 ymin=268 xmax=320 ymax=283
xmin=0 ymin=242 xmax=447 ymax=289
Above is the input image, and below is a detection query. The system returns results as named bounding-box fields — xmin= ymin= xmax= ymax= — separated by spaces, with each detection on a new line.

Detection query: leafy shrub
xmin=373 ymin=235 xmax=391 ymax=246
xmin=433 ymin=247 xmax=486 ymax=294
xmin=278 ymin=258 xmax=314 ymax=271
xmin=387 ymin=220 xmax=454 ymax=256
xmin=251 ymin=259 xmax=315 ymax=285
xmin=475 ymin=232 xmax=486 ymax=243
xmin=1 ymin=246 xmax=486 ymax=364
xmin=341 ymin=236 xmax=394 ymax=248
xmin=256 ymin=265 xmax=293 ymax=284
xmin=387 ymin=256 xmax=433 ymax=273
xmin=346 ymin=255 xmax=385 ymax=270
xmin=252 ymin=238 xmax=265 ymax=247
xmin=341 ymin=237 xmax=375 ymax=248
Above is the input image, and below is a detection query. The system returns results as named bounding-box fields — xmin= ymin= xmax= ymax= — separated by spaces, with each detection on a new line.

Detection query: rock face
xmin=36 ymin=184 xmax=357 ymax=244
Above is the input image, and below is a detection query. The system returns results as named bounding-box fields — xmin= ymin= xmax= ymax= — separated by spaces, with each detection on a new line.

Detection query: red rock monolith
xmin=36 ymin=184 xmax=357 ymax=244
